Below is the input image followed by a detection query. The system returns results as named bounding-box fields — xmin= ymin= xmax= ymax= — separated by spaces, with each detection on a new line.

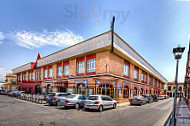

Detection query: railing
xmin=20 ymin=93 xmax=46 ymax=104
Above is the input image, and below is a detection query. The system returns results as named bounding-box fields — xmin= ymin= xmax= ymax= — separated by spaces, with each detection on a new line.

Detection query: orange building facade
xmin=12 ymin=31 xmax=167 ymax=101
xmin=4 ymin=73 xmax=18 ymax=91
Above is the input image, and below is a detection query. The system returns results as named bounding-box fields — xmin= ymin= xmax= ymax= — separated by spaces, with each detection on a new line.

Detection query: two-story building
xmin=4 ymin=73 xmax=18 ymax=91
xmin=12 ymin=31 xmax=167 ymax=101
xmin=166 ymin=82 xmax=184 ymax=97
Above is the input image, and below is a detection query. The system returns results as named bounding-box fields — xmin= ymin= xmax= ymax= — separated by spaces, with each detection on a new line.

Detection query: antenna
xmin=111 ymin=16 xmax=115 ymax=53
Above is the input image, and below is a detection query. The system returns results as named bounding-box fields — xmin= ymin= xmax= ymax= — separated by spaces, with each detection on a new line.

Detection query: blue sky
xmin=0 ymin=0 xmax=190 ymax=83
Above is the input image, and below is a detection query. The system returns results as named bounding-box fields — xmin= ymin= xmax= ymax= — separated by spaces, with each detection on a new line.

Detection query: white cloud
xmin=0 ymin=68 xmax=9 ymax=82
xmin=0 ymin=32 xmax=5 ymax=44
xmin=9 ymin=30 xmax=84 ymax=49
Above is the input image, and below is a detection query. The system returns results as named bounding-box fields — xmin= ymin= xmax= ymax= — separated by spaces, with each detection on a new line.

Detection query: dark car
xmin=142 ymin=94 xmax=153 ymax=103
xmin=130 ymin=96 xmax=147 ymax=106
xmin=151 ymin=94 xmax=158 ymax=102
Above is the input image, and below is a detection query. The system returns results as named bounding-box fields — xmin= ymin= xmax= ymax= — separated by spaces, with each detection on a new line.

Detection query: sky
xmin=0 ymin=0 xmax=190 ymax=83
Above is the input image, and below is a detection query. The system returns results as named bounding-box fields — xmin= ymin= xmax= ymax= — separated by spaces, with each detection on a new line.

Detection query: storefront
xmin=95 ymin=80 xmax=117 ymax=98
xmin=123 ymin=82 xmax=131 ymax=98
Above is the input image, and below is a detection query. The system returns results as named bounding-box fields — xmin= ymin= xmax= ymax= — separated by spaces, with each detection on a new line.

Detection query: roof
xmin=12 ymin=30 xmax=167 ymax=83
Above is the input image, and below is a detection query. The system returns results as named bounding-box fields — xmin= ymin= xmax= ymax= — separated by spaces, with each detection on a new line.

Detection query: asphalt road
xmin=0 ymin=95 xmax=173 ymax=126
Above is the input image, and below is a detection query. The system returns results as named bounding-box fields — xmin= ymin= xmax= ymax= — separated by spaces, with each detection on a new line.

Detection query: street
xmin=0 ymin=95 xmax=173 ymax=126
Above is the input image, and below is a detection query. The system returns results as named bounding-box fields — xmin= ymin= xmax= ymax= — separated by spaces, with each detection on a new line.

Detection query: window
xmin=57 ymin=66 xmax=62 ymax=77
xmin=48 ymin=68 xmax=52 ymax=78
xmin=144 ymin=74 xmax=147 ymax=82
xmin=141 ymin=73 xmax=144 ymax=81
xmin=168 ymin=86 xmax=171 ymax=91
xmin=134 ymin=68 xmax=138 ymax=80
xmin=28 ymin=73 xmax=31 ymax=80
xmin=124 ymin=63 xmax=129 ymax=77
xmin=44 ymin=69 xmax=47 ymax=79
xmin=64 ymin=65 xmax=69 ymax=75
xmin=17 ymin=74 xmax=21 ymax=81
xmin=149 ymin=76 xmax=153 ymax=85
xmin=35 ymin=69 xmax=41 ymax=80
xmin=22 ymin=73 xmax=26 ymax=81
xmin=77 ymin=61 xmax=84 ymax=74
xmin=28 ymin=71 xmax=33 ymax=80
xmin=31 ymin=72 xmax=33 ymax=80
xmin=87 ymin=58 xmax=96 ymax=73
xmin=154 ymin=79 xmax=157 ymax=87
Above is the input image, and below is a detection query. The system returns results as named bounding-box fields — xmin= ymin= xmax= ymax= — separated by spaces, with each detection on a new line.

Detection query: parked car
xmin=46 ymin=92 xmax=70 ymax=105
xmin=0 ymin=90 xmax=6 ymax=95
xmin=13 ymin=91 xmax=25 ymax=97
xmin=142 ymin=94 xmax=153 ymax=103
xmin=151 ymin=94 xmax=159 ymax=102
xmin=130 ymin=96 xmax=147 ymax=106
xmin=84 ymin=95 xmax=117 ymax=112
xmin=163 ymin=95 xmax=169 ymax=99
xmin=58 ymin=94 xmax=87 ymax=110
xmin=158 ymin=95 xmax=164 ymax=100
xmin=8 ymin=91 xmax=14 ymax=96
xmin=4 ymin=90 xmax=11 ymax=95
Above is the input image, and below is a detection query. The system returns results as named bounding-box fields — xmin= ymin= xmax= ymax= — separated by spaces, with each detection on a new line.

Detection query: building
xmin=184 ymin=42 xmax=190 ymax=108
xmin=4 ymin=73 xmax=18 ymax=91
xmin=12 ymin=31 xmax=167 ymax=101
xmin=166 ymin=82 xmax=184 ymax=97
xmin=0 ymin=81 xmax=6 ymax=90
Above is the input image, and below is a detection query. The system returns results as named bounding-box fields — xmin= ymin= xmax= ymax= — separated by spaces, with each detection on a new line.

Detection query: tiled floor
xmin=176 ymin=99 xmax=190 ymax=126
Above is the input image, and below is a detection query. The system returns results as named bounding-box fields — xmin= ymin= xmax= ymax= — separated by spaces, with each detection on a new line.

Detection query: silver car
xmin=46 ymin=92 xmax=70 ymax=106
xmin=84 ymin=95 xmax=117 ymax=112
xmin=57 ymin=94 xmax=87 ymax=110
xmin=130 ymin=96 xmax=147 ymax=106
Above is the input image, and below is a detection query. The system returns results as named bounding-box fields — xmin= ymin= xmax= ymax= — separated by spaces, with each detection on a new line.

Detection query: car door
xmin=101 ymin=96 xmax=107 ymax=108
xmin=106 ymin=96 xmax=112 ymax=108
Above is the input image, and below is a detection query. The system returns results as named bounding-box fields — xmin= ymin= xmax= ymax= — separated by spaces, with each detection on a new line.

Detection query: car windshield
xmin=88 ymin=96 xmax=98 ymax=100
xmin=133 ymin=96 xmax=140 ymax=99
xmin=66 ymin=95 xmax=76 ymax=98
xmin=57 ymin=94 xmax=68 ymax=97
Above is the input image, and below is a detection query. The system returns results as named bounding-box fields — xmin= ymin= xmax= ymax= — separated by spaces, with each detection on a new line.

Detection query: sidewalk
xmin=175 ymin=98 xmax=190 ymax=126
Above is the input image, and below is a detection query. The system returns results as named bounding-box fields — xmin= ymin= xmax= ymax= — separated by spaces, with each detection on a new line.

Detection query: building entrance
xmin=97 ymin=83 xmax=114 ymax=98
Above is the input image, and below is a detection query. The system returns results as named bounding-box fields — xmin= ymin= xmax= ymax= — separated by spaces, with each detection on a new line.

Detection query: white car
xmin=158 ymin=95 xmax=164 ymax=100
xmin=84 ymin=95 xmax=117 ymax=112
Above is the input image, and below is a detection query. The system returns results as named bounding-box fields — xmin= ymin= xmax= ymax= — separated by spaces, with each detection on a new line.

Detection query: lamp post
xmin=170 ymin=45 xmax=185 ymax=126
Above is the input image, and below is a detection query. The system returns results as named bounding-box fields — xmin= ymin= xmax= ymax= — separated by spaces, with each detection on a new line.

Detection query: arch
xmin=35 ymin=85 xmax=41 ymax=94
xmin=76 ymin=83 xmax=86 ymax=95
xmin=140 ymin=88 xmax=144 ymax=95
xmin=133 ymin=87 xmax=138 ymax=96
xmin=179 ymin=86 xmax=182 ymax=91
xmin=97 ymin=82 xmax=114 ymax=98
xmin=123 ymin=85 xmax=130 ymax=98
xmin=146 ymin=89 xmax=148 ymax=94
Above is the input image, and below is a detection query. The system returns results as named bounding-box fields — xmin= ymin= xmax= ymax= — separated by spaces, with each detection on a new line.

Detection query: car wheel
xmin=49 ymin=103 xmax=53 ymax=106
xmin=113 ymin=103 xmax=116 ymax=109
xmin=99 ymin=105 xmax=103 ymax=112
xmin=75 ymin=103 xmax=80 ymax=110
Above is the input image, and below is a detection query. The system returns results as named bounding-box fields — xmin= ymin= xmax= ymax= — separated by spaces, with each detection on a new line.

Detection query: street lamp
xmin=170 ymin=45 xmax=185 ymax=126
